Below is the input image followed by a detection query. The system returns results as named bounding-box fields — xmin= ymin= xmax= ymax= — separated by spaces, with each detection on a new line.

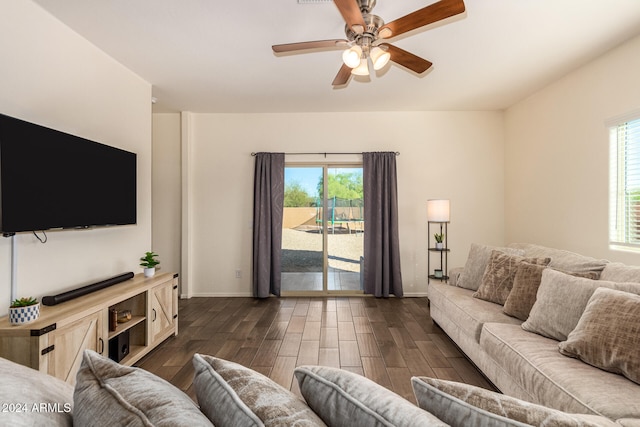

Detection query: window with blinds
xmin=609 ymin=116 xmax=640 ymax=248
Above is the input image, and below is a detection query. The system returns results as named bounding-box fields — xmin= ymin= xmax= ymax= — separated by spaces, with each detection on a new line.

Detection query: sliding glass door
xmin=281 ymin=164 xmax=364 ymax=295
xmin=281 ymin=166 xmax=323 ymax=292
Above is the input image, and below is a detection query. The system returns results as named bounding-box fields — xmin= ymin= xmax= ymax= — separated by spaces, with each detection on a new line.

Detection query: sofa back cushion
xmin=192 ymin=354 xmax=326 ymax=427
xmin=411 ymin=376 xmax=618 ymax=427
xmin=599 ymin=262 xmax=640 ymax=282
xmin=73 ymin=350 xmax=212 ymax=426
xmin=457 ymin=244 xmax=525 ymax=291
xmin=507 ymin=243 xmax=608 ymax=275
xmin=294 ymin=365 xmax=447 ymax=427
xmin=521 ymin=269 xmax=640 ymax=341
xmin=0 ymin=356 xmax=74 ymax=426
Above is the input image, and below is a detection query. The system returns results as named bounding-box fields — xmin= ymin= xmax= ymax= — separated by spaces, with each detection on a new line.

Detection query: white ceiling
xmin=33 ymin=0 xmax=640 ymax=113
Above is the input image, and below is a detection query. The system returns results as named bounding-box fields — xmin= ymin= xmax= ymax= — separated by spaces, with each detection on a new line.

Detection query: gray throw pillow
xmin=522 ymin=269 xmax=640 ymax=341
xmin=503 ymin=264 xmax=599 ymax=321
xmin=73 ymin=350 xmax=212 ymax=427
xmin=294 ymin=365 xmax=446 ymax=427
xmin=559 ymin=287 xmax=640 ymax=385
xmin=193 ymin=354 xmax=326 ymax=427
xmin=473 ymin=251 xmax=550 ymax=305
xmin=411 ymin=376 xmax=618 ymax=427
xmin=457 ymin=244 xmax=525 ymax=291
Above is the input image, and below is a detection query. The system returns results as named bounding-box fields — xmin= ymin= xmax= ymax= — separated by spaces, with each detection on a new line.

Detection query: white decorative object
xmin=9 ymin=303 xmax=40 ymax=326
xmin=144 ymin=268 xmax=155 ymax=278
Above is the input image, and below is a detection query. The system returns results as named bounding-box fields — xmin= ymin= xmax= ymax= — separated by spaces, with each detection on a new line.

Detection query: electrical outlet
xmin=235 ymin=270 xmax=241 ymax=279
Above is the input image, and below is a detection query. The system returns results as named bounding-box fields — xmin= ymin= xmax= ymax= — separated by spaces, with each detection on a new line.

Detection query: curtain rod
xmin=251 ymin=152 xmax=399 ymax=157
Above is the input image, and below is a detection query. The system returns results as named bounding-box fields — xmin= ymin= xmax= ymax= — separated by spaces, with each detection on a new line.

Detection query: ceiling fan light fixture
xmin=342 ymin=45 xmax=362 ymax=68
xmin=378 ymin=27 xmax=393 ymax=39
xmin=370 ymin=46 xmax=390 ymax=70
xmin=351 ymin=57 xmax=369 ymax=76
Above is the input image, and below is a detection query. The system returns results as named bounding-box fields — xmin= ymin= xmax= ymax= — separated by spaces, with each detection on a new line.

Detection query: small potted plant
xmin=9 ymin=297 xmax=40 ymax=326
xmin=434 ymin=233 xmax=445 ymax=250
xmin=140 ymin=251 xmax=160 ymax=278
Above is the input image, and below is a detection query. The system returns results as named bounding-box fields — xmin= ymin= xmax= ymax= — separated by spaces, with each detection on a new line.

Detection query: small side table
xmin=428 ymin=221 xmax=449 ymax=282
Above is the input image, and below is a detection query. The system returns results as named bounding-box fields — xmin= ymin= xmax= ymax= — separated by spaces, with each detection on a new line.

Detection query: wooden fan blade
xmin=334 ymin=0 xmax=366 ymax=33
xmin=272 ymin=39 xmax=349 ymax=53
xmin=378 ymin=0 xmax=465 ymax=39
xmin=332 ymin=63 xmax=353 ymax=86
xmin=380 ymin=43 xmax=432 ymax=74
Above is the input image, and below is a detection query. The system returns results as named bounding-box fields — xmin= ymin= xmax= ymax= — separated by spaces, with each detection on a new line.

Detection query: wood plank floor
xmin=136 ymin=296 xmax=494 ymax=403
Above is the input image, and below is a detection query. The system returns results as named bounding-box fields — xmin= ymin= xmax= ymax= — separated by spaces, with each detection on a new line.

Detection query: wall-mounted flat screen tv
xmin=0 ymin=113 xmax=137 ymax=234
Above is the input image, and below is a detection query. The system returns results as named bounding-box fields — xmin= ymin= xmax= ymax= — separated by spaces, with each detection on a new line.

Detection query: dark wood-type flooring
xmin=136 ymin=296 xmax=494 ymax=403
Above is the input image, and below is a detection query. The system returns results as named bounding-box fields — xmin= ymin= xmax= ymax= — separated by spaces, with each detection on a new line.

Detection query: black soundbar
xmin=42 ymin=272 xmax=134 ymax=306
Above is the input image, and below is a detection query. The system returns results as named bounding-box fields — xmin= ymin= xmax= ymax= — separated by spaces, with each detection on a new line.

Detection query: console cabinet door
xmin=44 ymin=310 xmax=103 ymax=385
xmin=150 ymin=281 xmax=174 ymax=345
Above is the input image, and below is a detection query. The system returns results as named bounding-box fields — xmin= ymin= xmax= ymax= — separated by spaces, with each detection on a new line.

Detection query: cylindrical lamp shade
xmin=427 ymin=199 xmax=450 ymax=222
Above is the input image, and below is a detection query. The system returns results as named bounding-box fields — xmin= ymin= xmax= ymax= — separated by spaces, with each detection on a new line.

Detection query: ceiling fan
xmin=272 ymin=0 xmax=466 ymax=86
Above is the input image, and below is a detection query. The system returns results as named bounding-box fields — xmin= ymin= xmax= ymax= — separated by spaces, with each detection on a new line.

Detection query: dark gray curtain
xmin=252 ymin=152 xmax=285 ymax=298
xmin=363 ymin=152 xmax=403 ymax=297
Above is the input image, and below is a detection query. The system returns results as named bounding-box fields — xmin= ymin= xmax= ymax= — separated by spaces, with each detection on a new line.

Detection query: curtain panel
xmin=252 ymin=152 xmax=285 ymax=298
xmin=363 ymin=152 xmax=404 ymax=297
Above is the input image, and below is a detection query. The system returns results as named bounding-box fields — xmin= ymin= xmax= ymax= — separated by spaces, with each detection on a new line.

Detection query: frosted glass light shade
xmin=342 ymin=46 xmax=362 ymax=68
xmin=370 ymin=46 xmax=390 ymax=70
xmin=427 ymin=199 xmax=450 ymax=222
xmin=351 ymin=58 xmax=369 ymax=76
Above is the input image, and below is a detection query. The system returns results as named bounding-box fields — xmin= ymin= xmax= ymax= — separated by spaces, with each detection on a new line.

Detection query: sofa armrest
xmin=448 ymin=267 xmax=464 ymax=286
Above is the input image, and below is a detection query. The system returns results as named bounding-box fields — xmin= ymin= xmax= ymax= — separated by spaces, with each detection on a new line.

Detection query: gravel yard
xmin=281 ymin=227 xmax=363 ymax=273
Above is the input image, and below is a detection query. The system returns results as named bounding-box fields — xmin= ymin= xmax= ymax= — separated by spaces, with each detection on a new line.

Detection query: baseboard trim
xmin=181 ymin=292 xmax=429 ymax=298
xmin=181 ymin=292 xmax=253 ymax=298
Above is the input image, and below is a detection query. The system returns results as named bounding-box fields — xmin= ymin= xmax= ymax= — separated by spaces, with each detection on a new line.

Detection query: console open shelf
xmin=0 ymin=272 xmax=179 ymax=385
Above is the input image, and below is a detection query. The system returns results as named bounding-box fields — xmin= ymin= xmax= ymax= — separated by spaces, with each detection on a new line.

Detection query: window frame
xmin=608 ymin=110 xmax=640 ymax=250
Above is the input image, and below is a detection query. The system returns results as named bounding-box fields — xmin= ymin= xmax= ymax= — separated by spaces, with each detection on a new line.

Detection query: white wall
xmin=0 ymin=1 xmax=152 ymax=314
xmin=176 ymin=111 xmax=505 ymax=296
xmin=505 ymin=34 xmax=640 ymax=264
xmin=152 ymin=113 xmax=182 ymax=277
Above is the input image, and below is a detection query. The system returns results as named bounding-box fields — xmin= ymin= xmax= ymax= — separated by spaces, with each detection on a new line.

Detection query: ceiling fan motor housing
xmin=345 ymin=13 xmax=385 ymax=49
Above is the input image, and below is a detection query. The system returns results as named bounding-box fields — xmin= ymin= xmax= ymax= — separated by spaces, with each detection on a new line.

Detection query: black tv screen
xmin=0 ymin=114 xmax=136 ymax=233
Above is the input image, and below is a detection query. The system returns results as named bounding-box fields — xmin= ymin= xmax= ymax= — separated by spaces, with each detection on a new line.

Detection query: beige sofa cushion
xmin=457 ymin=243 xmax=525 ymax=291
xmin=507 ymin=243 xmax=608 ymax=275
xmin=480 ymin=322 xmax=640 ymax=420
xmin=521 ymin=269 xmax=640 ymax=341
xmin=428 ymin=281 xmax=521 ymax=344
xmin=559 ymin=288 xmax=640 ymax=385
xmin=412 ymin=376 xmax=618 ymax=427
xmin=0 ymin=356 xmax=74 ymax=426
xmin=600 ymin=262 xmax=640 ymax=282
xmin=473 ymin=251 xmax=550 ymax=305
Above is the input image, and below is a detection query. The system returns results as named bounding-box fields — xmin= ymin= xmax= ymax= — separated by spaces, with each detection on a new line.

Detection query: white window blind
xmin=609 ymin=116 xmax=640 ymax=248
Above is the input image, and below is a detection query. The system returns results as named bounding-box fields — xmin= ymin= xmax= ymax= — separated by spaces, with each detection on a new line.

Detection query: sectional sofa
xmin=0 ymin=348 xmax=631 ymax=426
xmin=428 ymin=243 xmax=640 ymax=425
